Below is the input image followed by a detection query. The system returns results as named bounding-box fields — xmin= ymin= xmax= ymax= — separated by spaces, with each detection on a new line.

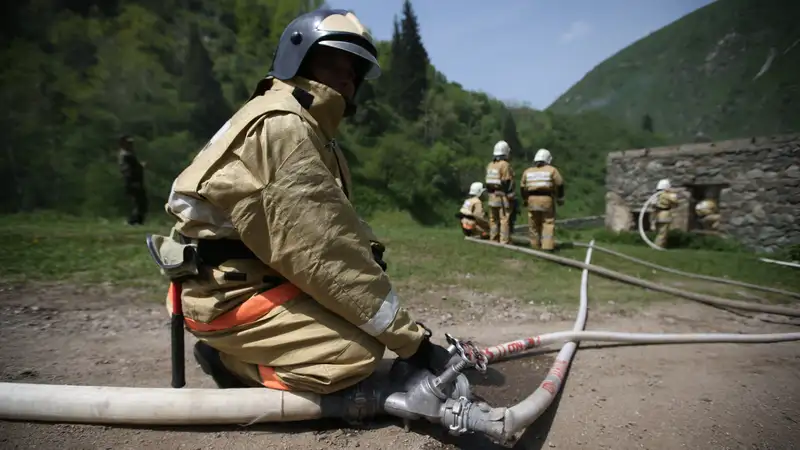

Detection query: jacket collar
xmin=271 ymin=77 xmax=346 ymax=139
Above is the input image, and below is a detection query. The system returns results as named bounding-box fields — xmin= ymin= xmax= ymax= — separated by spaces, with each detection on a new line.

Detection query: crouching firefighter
xmin=144 ymin=9 xmax=454 ymax=399
xmin=520 ymin=149 xmax=564 ymax=251
xmin=456 ymin=182 xmax=490 ymax=239
xmin=485 ymin=140 xmax=516 ymax=244
xmin=695 ymin=197 xmax=720 ymax=231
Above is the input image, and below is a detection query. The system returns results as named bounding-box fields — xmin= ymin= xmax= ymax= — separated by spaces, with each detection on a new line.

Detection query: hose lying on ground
xmin=0 ymin=383 xmax=325 ymax=425
xmin=759 ymin=257 xmax=800 ymax=269
xmin=0 ymin=238 xmax=797 ymax=431
xmin=565 ymin=241 xmax=800 ymax=300
xmin=466 ymin=237 xmax=800 ymax=318
xmin=466 ymin=237 xmax=800 ymax=443
xmin=487 ymin=240 xmax=594 ymax=440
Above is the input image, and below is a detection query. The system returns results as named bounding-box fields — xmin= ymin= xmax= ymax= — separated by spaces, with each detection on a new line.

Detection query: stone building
xmin=604 ymin=134 xmax=799 ymax=252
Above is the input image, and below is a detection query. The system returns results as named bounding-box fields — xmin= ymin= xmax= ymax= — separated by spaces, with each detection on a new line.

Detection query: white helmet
xmin=468 ymin=181 xmax=486 ymax=196
xmin=656 ymin=179 xmax=671 ymax=190
xmin=492 ymin=140 xmax=511 ymax=157
xmin=533 ymin=148 xmax=552 ymax=164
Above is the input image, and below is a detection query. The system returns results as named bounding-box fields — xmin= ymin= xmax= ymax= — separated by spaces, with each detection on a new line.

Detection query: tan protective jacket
xmin=485 ymin=159 xmax=515 ymax=208
xmin=655 ymin=190 xmax=680 ymax=223
xmin=459 ymin=196 xmax=489 ymax=229
xmin=165 ymin=76 xmax=424 ymax=358
xmin=520 ymin=165 xmax=564 ymax=200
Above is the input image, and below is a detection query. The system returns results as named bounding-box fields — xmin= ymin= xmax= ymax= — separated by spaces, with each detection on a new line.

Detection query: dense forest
xmin=549 ymin=0 xmax=800 ymax=142
xmin=0 ymin=0 xmax=664 ymax=223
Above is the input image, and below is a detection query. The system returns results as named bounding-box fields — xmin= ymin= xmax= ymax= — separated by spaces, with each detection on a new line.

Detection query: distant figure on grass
xmin=484 ymin=140 xmax=516 ymax=244
xmin=653 ymin=178 xmax=680 ymax=247
xmin=456 ymin=182 xmax=490 ymax=239
xmin=520 ymin=149 xmax=564 ymax=252
xmin=117 ymin=135 xmax=147 ymax=225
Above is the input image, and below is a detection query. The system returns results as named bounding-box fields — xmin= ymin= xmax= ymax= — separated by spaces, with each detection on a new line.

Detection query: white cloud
xmin=560 ymin=20 xmax=592 ymax=43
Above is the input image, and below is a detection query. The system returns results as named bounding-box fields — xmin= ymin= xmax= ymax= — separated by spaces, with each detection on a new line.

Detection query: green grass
xmin=1 ymin=211 xmax=798 ymax=309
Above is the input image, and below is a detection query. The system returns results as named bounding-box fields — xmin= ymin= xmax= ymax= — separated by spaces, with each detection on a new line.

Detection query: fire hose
xmin=565 ymin=240 xmax=800 ymax=300
xmin=476 ymin=237 xmax=800 ymax=318
xmin=638 ymin=190 xmax=665 ymax=251
xmin=1 ymin=240 xmax=800 ymax=446
xmin=637 ymin=192 xmax=799 ymax=274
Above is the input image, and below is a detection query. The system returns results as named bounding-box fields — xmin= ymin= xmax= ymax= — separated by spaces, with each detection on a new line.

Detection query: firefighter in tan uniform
xmin=145 ymin=9 xmax=450 ymax=395
xmin=456 ymin=182 xmax=489 ymax=238
xmin=485 ymin=140 xmax=515 ymax=244
xmin=520 ymin=149 xmax=564 ymax=251
xmin=653 ymin=178 xmax=680 ymax=247
xmin=695 ymin=198 xmax=720 ymax=231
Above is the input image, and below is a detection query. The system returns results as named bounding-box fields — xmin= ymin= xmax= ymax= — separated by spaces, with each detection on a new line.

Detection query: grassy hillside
xmin=548 ymin=0 xmax=800 ymax=143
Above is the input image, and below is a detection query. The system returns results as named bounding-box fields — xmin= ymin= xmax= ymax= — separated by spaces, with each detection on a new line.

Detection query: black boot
xmin=193 ymin=341 xmax=250 ymax=389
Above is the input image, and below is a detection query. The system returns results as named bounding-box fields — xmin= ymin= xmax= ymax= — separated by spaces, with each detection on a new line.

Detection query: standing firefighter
xmin=456 ymin=181 xmax=490 ymax=239
xmin=695 ymin=197 xmax=720 ymax=231
xmin=146 ymin=9 xmax=451 ymax=394
xmin=520 ymin=149 xmax=564 ymax=251
xmin=653 ymin=178 xmax=680 ymax=247
xmin=117 ymin=135 xmax=147 ymax=225
xmin=484 ymin=140 xmax=515 ymax=244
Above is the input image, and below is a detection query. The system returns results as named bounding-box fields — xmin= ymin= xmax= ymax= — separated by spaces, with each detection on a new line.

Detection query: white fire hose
xmin=566 ymin=241 xmax=800 ymax=300
xmin=638 ymin=190 xmax=664 ymax=251
xmin=1 ymin=238 xmax=799 ymax=448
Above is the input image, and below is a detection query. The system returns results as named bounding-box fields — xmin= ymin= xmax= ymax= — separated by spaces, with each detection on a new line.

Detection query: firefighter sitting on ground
xmin=145 ymin=9 xmax=452 ymax=394
xmin=456 ymin=182 xmax=490 ymax=239
xmin=653 ymin=178 xmax=680 ymax=248
xmin=695 ymin=197 xmax=720 ymax=231
xmin=484 ymin=140 xmax=516 ymax=244
xmin=520 ymin=148 xmax=564 ymax=252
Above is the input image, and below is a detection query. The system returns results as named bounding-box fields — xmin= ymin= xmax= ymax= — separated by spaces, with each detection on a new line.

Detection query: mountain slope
xmin=548 ymin=0 xmax=800 ymax=143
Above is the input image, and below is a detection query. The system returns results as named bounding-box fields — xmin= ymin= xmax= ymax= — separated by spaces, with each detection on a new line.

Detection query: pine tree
xmin=389 ymin=0 xmax=429 ymax=121
xmin=381 ymin=17 xmax=403 ymax=103
xmin=180 ymin=25 xmax=233 ymax=141
xmin=501 ymin=109 xmax=525 ymax=159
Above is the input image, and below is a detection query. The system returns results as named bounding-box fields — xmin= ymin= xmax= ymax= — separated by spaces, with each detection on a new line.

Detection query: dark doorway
xmin=631 ymin=210 xmax=652 ymax=232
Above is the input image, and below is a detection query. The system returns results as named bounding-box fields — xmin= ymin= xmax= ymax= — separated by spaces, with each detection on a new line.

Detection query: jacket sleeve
xmin=212 ymin=113 xmax=425 ymax=358
xmin=552 ymin=168 xmax=565 ymax=200
xmin=473 ymin=200 xmax=490 ymax=228
xmin=519 ymin=169 xmax=528 ymax=197
xmin=473 ymin=200 xmax=486 ymax=220
xmin=501 ymin=163 xmax=516 ymax=196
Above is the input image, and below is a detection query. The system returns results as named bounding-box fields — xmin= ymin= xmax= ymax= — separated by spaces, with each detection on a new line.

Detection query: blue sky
xmin=328 ymin=0 xmax=716 ymax=109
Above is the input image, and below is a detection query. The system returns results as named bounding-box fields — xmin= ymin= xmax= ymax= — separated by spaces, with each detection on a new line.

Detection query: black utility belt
xmin=182 ymin=235 xmax=259 ymax=267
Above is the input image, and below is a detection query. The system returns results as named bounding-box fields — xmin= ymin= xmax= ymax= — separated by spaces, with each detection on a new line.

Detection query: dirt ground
xmin=1 ymin=280 xmax=799 ymax=450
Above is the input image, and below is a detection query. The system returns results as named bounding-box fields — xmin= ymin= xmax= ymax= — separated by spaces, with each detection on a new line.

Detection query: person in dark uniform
xmin=117 ymin=135 xmax=147 ymax=225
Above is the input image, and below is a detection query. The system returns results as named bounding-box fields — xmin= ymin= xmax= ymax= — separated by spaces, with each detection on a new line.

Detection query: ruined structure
xmin=605 ymin=134 xmax=800 ymax=252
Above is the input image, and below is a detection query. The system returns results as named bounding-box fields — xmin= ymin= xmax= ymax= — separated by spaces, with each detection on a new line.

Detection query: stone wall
xmin=605 ymin=134 xmax=800 ymax=252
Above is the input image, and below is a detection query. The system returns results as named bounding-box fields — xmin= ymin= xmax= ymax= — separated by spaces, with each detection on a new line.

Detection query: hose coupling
xmin=440 ymin=397 xmax=508 ymax=443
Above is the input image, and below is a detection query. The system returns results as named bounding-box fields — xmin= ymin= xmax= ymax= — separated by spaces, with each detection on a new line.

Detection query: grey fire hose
xmin=566 ymin=241 xmax=800 ymax=300
xmin=470 ymin=237 xmax=800 ymax=318
xmin=2 ymin=239 xmax=800 ymax=447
